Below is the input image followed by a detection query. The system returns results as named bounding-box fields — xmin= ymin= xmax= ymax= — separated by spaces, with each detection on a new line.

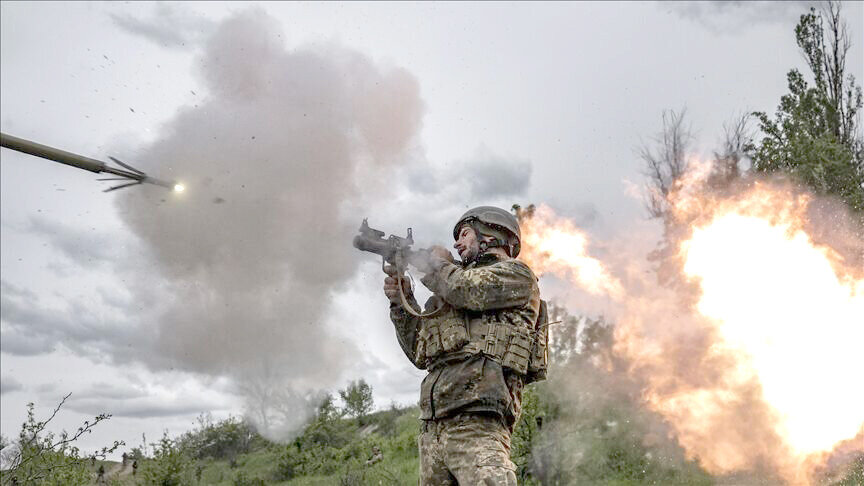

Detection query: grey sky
xmin=2 ymin=0 xmax=862 ymax=457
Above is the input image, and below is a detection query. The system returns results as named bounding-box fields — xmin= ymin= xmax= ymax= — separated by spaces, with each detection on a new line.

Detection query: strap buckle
xmin=484 ymin=322 xmax=497 ymax=355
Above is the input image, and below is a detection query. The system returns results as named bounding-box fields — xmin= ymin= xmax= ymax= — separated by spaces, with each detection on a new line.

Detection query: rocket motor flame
xmin=518 ymin=180 xmax=864 ymax=483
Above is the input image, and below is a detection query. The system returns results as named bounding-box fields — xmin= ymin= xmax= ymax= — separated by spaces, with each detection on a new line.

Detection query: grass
xmin=67 ymin=394 xmax=861 ymax=486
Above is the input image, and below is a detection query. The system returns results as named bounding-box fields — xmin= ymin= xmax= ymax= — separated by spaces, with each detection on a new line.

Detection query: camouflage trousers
xmin=419 ymin=413 xmax=517 ymax=486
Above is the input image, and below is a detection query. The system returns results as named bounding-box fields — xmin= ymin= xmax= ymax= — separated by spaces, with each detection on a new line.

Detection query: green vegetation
xmin=0 ymin=394 xmax=123 ymax=486
xmin=6 ymin=381 xmax=862 ymax=485
xmin=101 ymin=404 xmax=421 ymax=485
xmin=338 ymin=380 xmax=375 ymax=425
xmin=751 ymin=2 xmax=864 ymax=213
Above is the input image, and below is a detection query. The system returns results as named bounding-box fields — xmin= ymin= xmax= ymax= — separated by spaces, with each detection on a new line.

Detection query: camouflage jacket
xmin=390 ymin=253 xmax=540 ymax=427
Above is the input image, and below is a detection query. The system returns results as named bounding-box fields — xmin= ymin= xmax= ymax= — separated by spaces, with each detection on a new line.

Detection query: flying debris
xmin=0 ymin=132 xmax=182 ymax=192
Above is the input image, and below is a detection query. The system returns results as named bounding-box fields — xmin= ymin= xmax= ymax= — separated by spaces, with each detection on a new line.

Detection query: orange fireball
xmin=520 ymin=177 xmax=864 ymax=485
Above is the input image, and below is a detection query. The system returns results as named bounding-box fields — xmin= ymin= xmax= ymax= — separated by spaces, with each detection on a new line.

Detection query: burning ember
xmin=519 ymin=174 xmax=864 ymax=484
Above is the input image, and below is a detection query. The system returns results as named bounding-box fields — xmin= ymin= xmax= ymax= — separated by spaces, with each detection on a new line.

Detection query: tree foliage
xmin=0 ymin=394 xmax=122 ymax=486
xmin=751 ymin=1 xmax=864 ymax=212
xmin=137 ymin=433 xmax=194 ymax=486
xmin=339 ymin=379 xmax=374 ymax=423
xmin=275 ymin=399 xmax=418 ymax=484
xmin=178 ymin=414 xmax=258 ymax=462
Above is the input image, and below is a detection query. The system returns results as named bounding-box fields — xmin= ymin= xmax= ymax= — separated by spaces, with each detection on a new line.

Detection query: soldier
xmin=366 ymin=445 xmax=383 ymax=466
xmin=384 ymin=206 xmax=547 ymax=485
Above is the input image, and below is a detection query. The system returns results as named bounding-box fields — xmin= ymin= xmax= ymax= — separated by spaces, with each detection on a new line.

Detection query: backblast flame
xmin=520 ymin=175 xmax=864 ymax=484
xmin=519 ymin=204 xmax=624 ymax=299
xmin=660 ymin=183 xmax=864 ymax=482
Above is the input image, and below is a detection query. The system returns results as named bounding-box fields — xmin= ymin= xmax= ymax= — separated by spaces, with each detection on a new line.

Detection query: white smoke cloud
xmin=111 ymin=8 xmax=424 ymax=440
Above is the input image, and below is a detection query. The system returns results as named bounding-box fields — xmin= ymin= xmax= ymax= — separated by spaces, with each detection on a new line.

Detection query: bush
xmin=273 ymin=404 xmax=423 ymax=482
xmin=179 ymin=414 xmax=258 ymax=462
xmin=232 ymin=470 xmax=266 ymax=486
xmin=300 ymin=394 xmax=355 ymax=449
xmin=511 ymin=383 xmax=549 ymax=482
xmin=137 ymin=433 xmax=194 ymax=486
xmin=0 ymin=394 xmax=121 ymax=486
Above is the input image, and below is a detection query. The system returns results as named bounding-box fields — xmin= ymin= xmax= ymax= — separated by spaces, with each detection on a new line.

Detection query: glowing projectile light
xmin=174 ymin=183 xmax=185 ymax=193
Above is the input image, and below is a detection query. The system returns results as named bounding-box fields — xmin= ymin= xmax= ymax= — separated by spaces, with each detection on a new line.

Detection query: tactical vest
xmin=414 ymin=298 xmax=549 ymax=383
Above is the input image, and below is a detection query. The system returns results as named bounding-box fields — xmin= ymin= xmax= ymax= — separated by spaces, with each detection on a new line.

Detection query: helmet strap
xmin=477 ymin=234 xmax=508 ymax=255
xmin=462 ymin=220 xmax=511 ymax=264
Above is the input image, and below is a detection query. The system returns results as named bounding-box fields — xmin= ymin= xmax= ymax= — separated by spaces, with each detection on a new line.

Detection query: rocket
xmin=0 ymin=131 xmax=183 ymax=192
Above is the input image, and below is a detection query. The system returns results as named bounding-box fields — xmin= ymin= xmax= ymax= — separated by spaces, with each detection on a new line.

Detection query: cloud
xmin=109 ymin=3 xmax=214 ymax=49
xmin=668 ymin=1 xmax=817 ymax=32
xmin=25 ymin=217 xmax=121 ymax=267
xmin=1 ymin=375 xmax=24 ymax=395
xmin=0 ymin=278 xmax=150 ymax=361
xmin=0 ymin=332 xmax=56 ymax=356
xmin=34 ymin=383 xmax=58 ymax=395
xmin=0 ymin=280 xmax=38 ymax=302
xmin=403 ymin=147 xmax=532 ymax=200
xmin=64 ymin=382 xmax=223 ymax=419
xmin=388 ymin=147 xmax=533 ymax=251
xmin=463 ymin=151 xmax=532 ymax=199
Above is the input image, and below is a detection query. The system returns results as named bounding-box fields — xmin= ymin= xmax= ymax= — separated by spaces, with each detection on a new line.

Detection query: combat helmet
xmin=453 ymin=206 xmax=521 ymax=257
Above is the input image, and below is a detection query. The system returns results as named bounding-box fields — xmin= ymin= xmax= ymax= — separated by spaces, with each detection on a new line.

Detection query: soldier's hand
xmin=384 ymin=275 xmax=411 ymax=304
xmin=429 ymin=245 xmax=455 ymax=263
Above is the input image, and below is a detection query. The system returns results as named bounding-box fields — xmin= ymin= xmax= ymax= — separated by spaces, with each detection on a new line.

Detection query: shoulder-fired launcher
xmin=353 ymin=219 xmax=443 ymax=317
xmin=352 ymin=219 xmax=418 ymax=265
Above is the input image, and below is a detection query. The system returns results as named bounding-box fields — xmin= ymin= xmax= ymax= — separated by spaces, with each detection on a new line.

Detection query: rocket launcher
xmin=353 ymin=219 xmax=442 ymax=317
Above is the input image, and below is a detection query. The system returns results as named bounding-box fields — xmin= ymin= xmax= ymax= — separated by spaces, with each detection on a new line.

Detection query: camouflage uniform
xmin=390 ymin=253 xmax=541 ymax=485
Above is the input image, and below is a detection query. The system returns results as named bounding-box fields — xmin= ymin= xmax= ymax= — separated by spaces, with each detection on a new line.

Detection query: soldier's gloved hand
xmin=383 ymin=264 xmax=412 ymax=305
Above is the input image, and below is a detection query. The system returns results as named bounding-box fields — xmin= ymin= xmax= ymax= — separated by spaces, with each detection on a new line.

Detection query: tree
xmin=300 ymin=393 xmax=354 ymax=449
xmin=711 ymin=113 xmax=755 ymax=187
xmin=639 ymin=109 xmax=694 ymax=219
xmin=137 ymin=433 xmax=194 ymax=486
xmin=639 ymin=108 xmax=755 ymax=223
xmin=178 ymin=414 xmax=257 ymax=462
xmin=0 ymin=394 xmax=122 ymax=486
xmin=339 ymin=380 xmax=374 ymax=423
xmin=751 ymin=1 xmax=864 ymax=212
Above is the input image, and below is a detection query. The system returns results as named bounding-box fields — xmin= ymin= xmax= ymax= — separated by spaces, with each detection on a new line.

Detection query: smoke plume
xmin=114 ymin=8 xmax=423 ymax=440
